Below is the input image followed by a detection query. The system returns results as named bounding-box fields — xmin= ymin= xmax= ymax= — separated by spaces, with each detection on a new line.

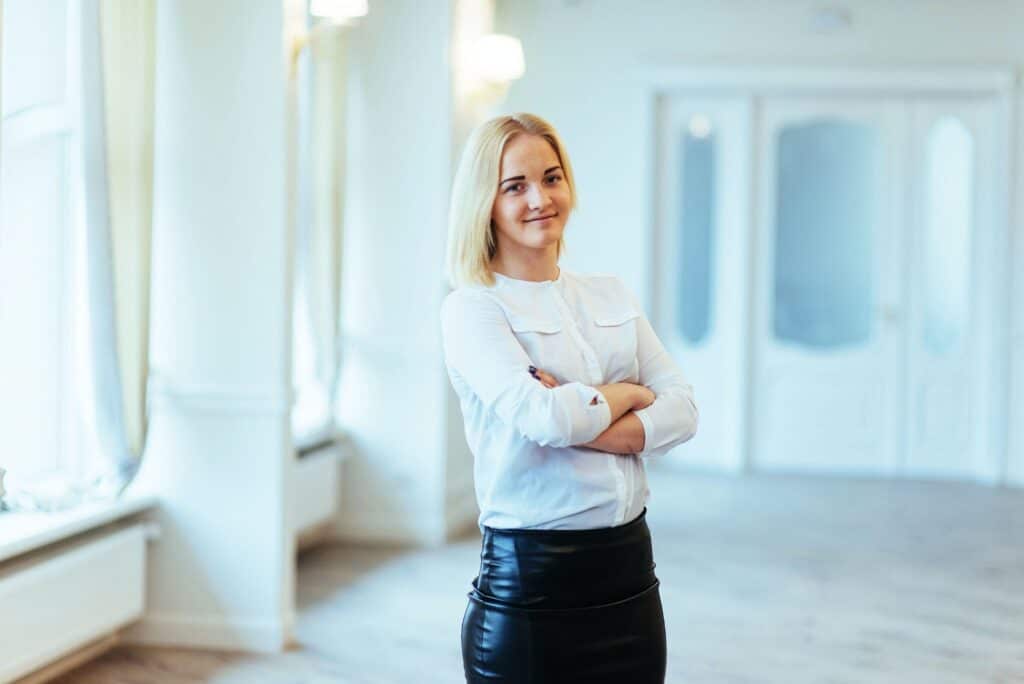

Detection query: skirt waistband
xmin=481 ymin=506 xmax=650 ymax=540
xmin=474 ymin=508 xmax=657 ymax=610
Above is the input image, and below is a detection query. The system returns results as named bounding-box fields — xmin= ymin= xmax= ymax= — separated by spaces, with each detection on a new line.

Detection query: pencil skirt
xmin=461 ymin=508 xmax=666 ymax=683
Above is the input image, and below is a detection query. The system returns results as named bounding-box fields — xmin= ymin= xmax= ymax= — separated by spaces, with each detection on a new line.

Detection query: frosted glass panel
xmin=1 ymin=0 xmax=68 ymax=116
xmin=923 ymin=117 xmax=972 ymax=356
xmin=677 ymin=124 xmax=715 ymax=345
xmin=773 ymin=120 xmax=879 ymax=349
xmin=0 ymin=134 xmax=70 ymax=472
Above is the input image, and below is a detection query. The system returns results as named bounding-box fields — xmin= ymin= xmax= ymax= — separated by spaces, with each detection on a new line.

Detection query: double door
xmin=656 ymin=90 xmax=1007 ymax=482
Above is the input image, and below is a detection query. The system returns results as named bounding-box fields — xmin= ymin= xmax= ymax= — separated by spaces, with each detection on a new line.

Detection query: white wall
xmin=124 ymin=0 xmax=295 ymax=652
xmin=494 ymin=0 xmax=1024 ymax=484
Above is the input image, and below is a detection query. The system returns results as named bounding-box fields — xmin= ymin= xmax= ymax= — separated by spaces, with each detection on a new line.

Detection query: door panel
xmin=905 ymin=99 xmax=998 ymax=481
xmin=654 ymin=95 xmax=751 ymax=472
xmin=751 ymin=97 xmax=906 ymax=474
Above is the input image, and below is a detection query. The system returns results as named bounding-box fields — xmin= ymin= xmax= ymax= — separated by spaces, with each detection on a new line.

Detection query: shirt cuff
xmin=577 ymin=384 xmax=611 ymax=443
xmin=632 ymin=406 xmax=657 ymax=457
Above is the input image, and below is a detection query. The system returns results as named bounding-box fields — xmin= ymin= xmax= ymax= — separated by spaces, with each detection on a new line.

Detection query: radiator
xmin=0 ymin=523 xmax=146 ymax=683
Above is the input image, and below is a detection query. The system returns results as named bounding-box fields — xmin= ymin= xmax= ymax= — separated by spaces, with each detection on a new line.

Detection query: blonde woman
xmin=441 ymin=113 xmax=698 ymax=683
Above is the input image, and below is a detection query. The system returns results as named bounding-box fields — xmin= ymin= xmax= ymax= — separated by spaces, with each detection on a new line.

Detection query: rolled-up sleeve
xmin=626 ymin=294 xmax=699 ymax=458
xmin=441 ymin=291 xmax=612 ymax=448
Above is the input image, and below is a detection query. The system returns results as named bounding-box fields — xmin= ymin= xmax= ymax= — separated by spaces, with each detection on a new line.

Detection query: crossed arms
xmin=530 ymin=366 xmax=652 ymax=455
xmin=441 ymin=290 xmax=699 ymax=457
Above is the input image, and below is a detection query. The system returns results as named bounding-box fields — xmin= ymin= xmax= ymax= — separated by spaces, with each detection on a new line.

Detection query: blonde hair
xmin=445 ymin=113 xmax=578 ymax=288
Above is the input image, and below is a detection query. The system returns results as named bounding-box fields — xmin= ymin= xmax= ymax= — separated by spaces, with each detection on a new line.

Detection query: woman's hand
xmin=528 ymin=365 xmax=560 ymax=389
xmin=530 ymin=365 xmax=655 ymax=417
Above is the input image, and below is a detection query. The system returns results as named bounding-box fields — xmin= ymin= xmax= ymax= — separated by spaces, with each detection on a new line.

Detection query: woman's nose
xmin=526 ymin=184 xmax=550 ymax=209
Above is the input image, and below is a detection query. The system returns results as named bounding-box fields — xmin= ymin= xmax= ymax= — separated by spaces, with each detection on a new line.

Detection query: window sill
xmin=0 ymin=494 xmax=158 ymax=564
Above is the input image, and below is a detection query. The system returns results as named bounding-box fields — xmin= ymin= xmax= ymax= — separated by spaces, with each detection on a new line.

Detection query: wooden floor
xmin=54 ymin=469 xmax=1024 ymax=683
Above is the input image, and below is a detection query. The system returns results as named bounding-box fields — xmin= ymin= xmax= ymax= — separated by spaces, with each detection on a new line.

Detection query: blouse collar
xmin=492 ymin=267 xmax=564 ymax=290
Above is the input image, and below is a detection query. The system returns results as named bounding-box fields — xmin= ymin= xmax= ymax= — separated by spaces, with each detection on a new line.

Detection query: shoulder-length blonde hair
xmin=445 ymin=113 xmax=578 ymax=289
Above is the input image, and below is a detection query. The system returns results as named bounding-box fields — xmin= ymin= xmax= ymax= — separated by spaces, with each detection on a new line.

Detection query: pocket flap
xmin=593 ymin=310 xmax=640 ymax=327
xmin=505 ymin=312 xmax=562 ymax=334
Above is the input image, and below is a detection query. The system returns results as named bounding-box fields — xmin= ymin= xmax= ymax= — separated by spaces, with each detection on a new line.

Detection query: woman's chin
xmin=530 ymin=236 xmax=562 ymax=251
xmin=527 ymin=226 xmax=564 ymax=244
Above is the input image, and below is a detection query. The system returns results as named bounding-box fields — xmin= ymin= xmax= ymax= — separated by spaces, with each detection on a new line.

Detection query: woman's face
xmin=491 ymin=134 xmax=571 ymax=257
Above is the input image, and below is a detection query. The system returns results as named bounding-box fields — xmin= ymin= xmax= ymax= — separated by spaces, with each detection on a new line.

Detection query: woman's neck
xmin=491 ymin=246 xmax=559 ymax=283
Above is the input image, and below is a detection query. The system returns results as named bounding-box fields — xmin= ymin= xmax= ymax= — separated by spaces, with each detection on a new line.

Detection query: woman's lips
xmin=525 ymin=214 xmax=557 ymax=223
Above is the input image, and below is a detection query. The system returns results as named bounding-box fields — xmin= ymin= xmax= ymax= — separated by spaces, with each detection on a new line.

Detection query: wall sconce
xmin=463 ymin=33 xmax=525 ymax=108
xmin=310 ymin=0 xmax=368 ymax=23
xmin=473 ymin=34 xmax=525 ymax=83
xmin=290 ymin=0 xmax=368 ymax=72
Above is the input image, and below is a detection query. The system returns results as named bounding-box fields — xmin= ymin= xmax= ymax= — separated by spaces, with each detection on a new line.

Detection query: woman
xmin=441 ymin=113 xmax=699 ymax=683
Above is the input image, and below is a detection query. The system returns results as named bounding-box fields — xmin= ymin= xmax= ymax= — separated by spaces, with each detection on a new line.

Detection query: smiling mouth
xmin=525 ymin=214 xmax=557 ymax=223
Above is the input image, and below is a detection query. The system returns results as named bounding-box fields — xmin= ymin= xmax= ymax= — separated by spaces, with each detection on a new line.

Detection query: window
xmin=773 ymin=119 xmax=880 ymax=349
xmin=677 ymin=116 xmax=716 ymax=345
xmin=0 ymin=0 xmax=91 ymax=509
xmin=923 ymin=116 xmax=972 ymax=356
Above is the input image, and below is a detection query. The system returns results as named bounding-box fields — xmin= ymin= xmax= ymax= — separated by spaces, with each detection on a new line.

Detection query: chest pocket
xmin=592 ymin=308 xmax=641 ymax=383
xmin=504 ymin=311 xmax=564 ymax=377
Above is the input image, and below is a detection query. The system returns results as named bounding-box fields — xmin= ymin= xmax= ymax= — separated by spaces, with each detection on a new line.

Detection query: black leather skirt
xmin=461 ymin=508 xmax=666 ymax=683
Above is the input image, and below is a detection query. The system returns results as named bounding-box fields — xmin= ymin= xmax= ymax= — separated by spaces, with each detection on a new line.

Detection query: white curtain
xmin=98 ymin=0 xmax=155 ymax=461
xmin=72 ymin=0 xmax=156 ymax=504
xmin=292 ymin=26 xmax=348 ymax=450
xmin=0 ymin=0 xmax=154 ymax=510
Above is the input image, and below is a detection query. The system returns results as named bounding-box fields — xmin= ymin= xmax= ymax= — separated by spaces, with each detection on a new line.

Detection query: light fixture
xmin=472 ymin=34 xmax=525 ymax=84
xmin=291 ymin=0 xmax=368 ymax=73
xmin=309 ymin=0 xmax=368 ymax=25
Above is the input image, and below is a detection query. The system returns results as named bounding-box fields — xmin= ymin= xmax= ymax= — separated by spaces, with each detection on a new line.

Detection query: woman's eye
xmin=505 ymin=183 xmax=525 ymax=193
xmin=545 ymin=175 xmax=563 ymax=184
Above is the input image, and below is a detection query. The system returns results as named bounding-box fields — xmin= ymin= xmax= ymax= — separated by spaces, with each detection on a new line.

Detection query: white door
xmin=904 ymin=98 xmax=1002 ymax=482
xmin=654 ymin=95 xmax=751 ymax=472
xmin=751 ymin=97 xmax=908 ymax=474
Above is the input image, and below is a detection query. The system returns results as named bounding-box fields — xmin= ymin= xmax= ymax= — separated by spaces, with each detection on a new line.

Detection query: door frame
xmin=639 ymin=66 xmax=1016 ymax=484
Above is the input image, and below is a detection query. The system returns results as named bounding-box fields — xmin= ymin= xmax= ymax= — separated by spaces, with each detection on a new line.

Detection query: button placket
xmin=551 ymin=288 xmax=627 ymax=522
xmin=551 ymin=290 xmax=603 ymax=386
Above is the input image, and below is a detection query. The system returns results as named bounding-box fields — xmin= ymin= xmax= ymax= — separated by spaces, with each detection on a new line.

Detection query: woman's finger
xmin=528 ymin=365 xmax=560 ymax=388
xmin=536 ymin=369 xmax=559 ymax=388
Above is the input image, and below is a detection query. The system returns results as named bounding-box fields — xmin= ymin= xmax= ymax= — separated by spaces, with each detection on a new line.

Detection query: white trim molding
xmin=147 ymin=375 xmax=292 ymax=416
xmin=636 ymin=65 xmax=1017 ymax=95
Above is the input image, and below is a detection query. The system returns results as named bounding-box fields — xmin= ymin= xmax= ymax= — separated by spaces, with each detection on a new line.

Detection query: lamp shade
xmin=473 ymin=34 xmax=525 ymax=83
xmin=310 ymin=0 xmax=368 ymax=24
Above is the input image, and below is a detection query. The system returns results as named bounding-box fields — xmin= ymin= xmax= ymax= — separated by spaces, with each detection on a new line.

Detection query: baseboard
xmin=121 ymin=612 xmax=289 ymax=653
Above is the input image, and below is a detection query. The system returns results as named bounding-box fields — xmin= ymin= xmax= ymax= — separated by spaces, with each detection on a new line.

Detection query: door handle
xmin=881 ymin=306 xmax=902 ymax=325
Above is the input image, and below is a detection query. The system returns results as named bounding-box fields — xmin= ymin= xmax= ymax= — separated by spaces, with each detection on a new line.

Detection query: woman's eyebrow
xmin=499 ymin=166 xmax=563 ymax=186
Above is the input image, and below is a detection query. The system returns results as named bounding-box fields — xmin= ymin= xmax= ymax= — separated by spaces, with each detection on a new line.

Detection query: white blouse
xmin=440 ymin=268 xmax=698 ymax=531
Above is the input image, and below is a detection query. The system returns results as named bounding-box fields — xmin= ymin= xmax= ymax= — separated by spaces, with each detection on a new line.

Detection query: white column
xmin=332 ymin=0 xmax=472 ymax=545
xmin=124 ymin=0 xmax=295 ymax=652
